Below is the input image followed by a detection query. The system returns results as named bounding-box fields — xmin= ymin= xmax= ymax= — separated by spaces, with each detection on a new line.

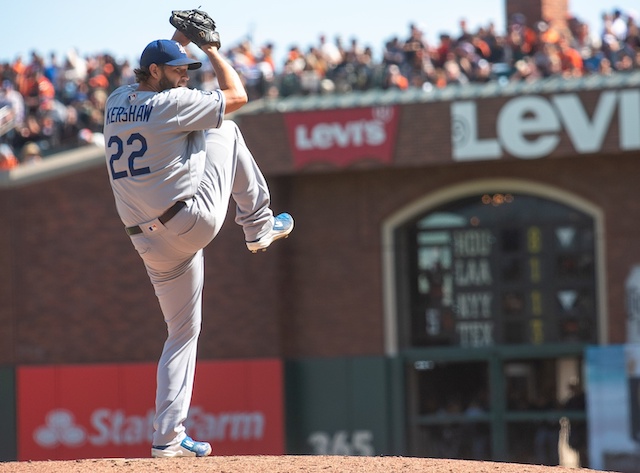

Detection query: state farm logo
xmin=34 ymin=410 xmax=86 ymax=448
xmin=32 ymin=407 xmax=266 ymax=449
xmin=285 ymin=106 xmax=399 ymax=169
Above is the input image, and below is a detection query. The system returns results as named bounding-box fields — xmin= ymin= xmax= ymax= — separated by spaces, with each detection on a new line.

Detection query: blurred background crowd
xmin=0 ymin=6 xmax=639 ymax=169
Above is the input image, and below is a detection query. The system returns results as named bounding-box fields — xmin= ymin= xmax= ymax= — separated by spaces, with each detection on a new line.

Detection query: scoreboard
xmin=405 ymin=193 xmax=597 ymax=347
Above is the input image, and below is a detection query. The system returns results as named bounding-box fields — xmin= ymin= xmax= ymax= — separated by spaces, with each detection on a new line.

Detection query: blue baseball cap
xmin=140 ymin=39 xmax=202 ymax=70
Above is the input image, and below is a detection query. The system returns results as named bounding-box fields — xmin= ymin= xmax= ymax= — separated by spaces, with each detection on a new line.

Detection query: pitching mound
xmin=0 ymin=455 xmax=613 ymax=473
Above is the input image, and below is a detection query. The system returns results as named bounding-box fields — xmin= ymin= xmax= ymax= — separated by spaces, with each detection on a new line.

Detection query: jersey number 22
xmin=108 ymin=133 xmax=150 ymax=179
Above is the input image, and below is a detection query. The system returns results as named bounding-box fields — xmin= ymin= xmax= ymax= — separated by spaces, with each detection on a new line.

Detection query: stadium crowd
xmin=0 ymin=7 xmax=639 ymax=169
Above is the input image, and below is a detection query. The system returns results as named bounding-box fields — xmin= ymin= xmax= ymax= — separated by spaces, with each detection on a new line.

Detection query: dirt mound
xmin=0 ymin=455 xmax=615 ymax=473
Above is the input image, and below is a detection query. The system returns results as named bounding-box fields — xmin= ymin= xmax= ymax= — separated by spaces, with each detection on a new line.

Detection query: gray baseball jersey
xmin=104 ymin=84 xmax=225 ymax=226
xmin=102 ymin=36 xmax=278 ymax=453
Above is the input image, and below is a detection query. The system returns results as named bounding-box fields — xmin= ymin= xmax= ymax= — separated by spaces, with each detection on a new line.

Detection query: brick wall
xmin=505 ymin=0 xmax=568 ymax=27
xmin=0 ymin=166 xmax=288 ymax=364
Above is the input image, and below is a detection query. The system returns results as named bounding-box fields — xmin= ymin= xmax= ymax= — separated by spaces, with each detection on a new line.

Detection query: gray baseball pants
xmin=128 ymin=120 xmax=273 ymax=447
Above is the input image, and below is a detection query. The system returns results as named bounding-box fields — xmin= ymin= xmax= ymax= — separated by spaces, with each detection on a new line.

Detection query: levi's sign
xmin=284 ymin=106 xmax=399 ymax=169
xmin=451 ymin=89 xmax=640 ymax=161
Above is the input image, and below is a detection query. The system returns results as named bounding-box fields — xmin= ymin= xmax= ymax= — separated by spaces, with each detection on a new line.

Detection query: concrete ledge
xmin=0 ymin=145 xmax=105 ymax=189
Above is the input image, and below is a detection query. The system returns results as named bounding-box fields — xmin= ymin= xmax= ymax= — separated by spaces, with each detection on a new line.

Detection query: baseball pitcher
xmin=103 ymin=9 xmax=293 ymax=458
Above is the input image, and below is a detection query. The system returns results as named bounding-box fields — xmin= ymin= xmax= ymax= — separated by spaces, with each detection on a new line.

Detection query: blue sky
xmin=1 ymin=0 xmax=637 ymax=70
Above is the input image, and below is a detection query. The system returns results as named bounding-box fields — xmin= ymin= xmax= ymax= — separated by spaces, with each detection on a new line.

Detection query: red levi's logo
xmin=284 ymin=106 xmax=399 ymax=170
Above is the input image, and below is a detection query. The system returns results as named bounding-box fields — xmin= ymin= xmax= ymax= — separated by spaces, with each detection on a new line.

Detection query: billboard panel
xmin=283 ymin=106 xmax=399 ymax=170
xmin=17 ymin=359 xmax=284 ymax=460
xmin=285 ymin=356 xmax=391 ymax=456
xmin=586 ymin=345 xmax=640 ymax=472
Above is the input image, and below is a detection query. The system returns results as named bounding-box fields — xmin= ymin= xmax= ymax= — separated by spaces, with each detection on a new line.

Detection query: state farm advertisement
xmin=17 ymin=359 xmax=284 ymax=460
xmin=284 ymin=106 xmax=399 ymax=169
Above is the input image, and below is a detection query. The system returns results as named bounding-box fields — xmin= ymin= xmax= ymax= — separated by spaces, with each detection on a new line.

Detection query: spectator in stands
xmin=118 ymin=60 xmax=135 ymax=86
xmin=299 ymin=52 xmax=323 ymax=95
xmin=344 ymin=37 xmax=364 ymax=65
xmin=318 ymin=34 xmax=343 ymax=72
xmin=505 ymin=15 xmax=535 ymax=65
xmin=570 ymin=21 xmax=599 ymax=72
xmin=20 ymin=66 xmax=55 ymax=115
xmin=44 ymin=52 xmax=63 ymax=97
xmin=229 ymin=40 xmax=265 ymax=100
xmin=255 ymin=42 xmax=277 ymax=97
xmin=617 ymin=13 xmax=640 ymax=70
xmin=455 ymin=40 xmax=481 ymax=81
xmin=383 ymin=36 xmax=405 ymax=68
xmin=509 ymin=13 xmax=538 ymax=57
xmin=443 ymin=51 xmax=469 ymax=86
xmin=610 ymin=9 xmax=628 ymax=42
xmin=473 ymin=59 xmax=493 ymax=83
xmin=383 ymin=64 xmax=409 ymax=90
xmin=20 ymin=141 xmax=42 ymax=165
xmin=557 ymin=36 xmax=584 ymax=77
xmin=457 ymin=18 xmax=474 ymax=44
xmin=356 ymin=46 xmax=377 ymax=89
xmin=600 ymin=11 xmax=624 ymax=68
xmin=531 ymin=40 xmax=556 ymax=77
xmin=333 ymin=38 xmax=375 ymax=92
xmin=470 ymin=32 xmax=492 ymax=61
xmin=9 ymin=56 xmax=26 ymax=86
xmin=598 ymin=56 xmax=614 ymax=75
xmin=0 ymin=143 xmax=18 ymax=170
xmin=536 ymin=20 xmax=561 ymax=47
xmin=278 ymin=56 xmax=303 ymax=97
xmin=57 ymin=104 xmax=82 ymax=149
xmin=434 ymin=33 xmax=454 ymax=68
xmin=407 ymin=46 xmax=437 ymax=89
xmin=480 ymin=22 xmax=506 ymax=64
xmin=511 ymin=56 xmax=542 ymax=82
xmin=14 ymin=114 xmax=44 ymax=153
xmin=63 ymin=49 xmax=88 ymax=85
xmin=403 ymin=23 xmax=428 ymax=81
xmin=625 ymin=22 xmax=640 ymax=64
xmin=0 ymin=79 xmax=25 ymax=132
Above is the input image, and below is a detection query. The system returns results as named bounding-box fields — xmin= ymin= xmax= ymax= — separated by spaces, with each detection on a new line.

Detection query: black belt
xmin=125 ymin=201 xmax=187 ymax=236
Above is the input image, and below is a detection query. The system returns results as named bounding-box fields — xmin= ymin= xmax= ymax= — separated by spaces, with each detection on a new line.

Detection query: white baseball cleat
xmin=246 ymin=213 xmax=294 ymax=253
xmin=151 ymin=435 xmax=212 ymax=458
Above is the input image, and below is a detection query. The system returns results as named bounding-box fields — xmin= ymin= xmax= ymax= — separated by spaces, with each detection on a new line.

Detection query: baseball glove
xmin=170 ymin=9 xmax=221 ymax=48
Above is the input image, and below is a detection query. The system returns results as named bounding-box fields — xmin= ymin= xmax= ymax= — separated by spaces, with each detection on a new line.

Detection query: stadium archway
xmin=382 ymin=178 xmax=604 ymax=461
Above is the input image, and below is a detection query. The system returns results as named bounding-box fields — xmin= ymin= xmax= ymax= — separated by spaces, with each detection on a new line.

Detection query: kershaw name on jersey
xmin=105 ymin=104 xmax=154 ymax=124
